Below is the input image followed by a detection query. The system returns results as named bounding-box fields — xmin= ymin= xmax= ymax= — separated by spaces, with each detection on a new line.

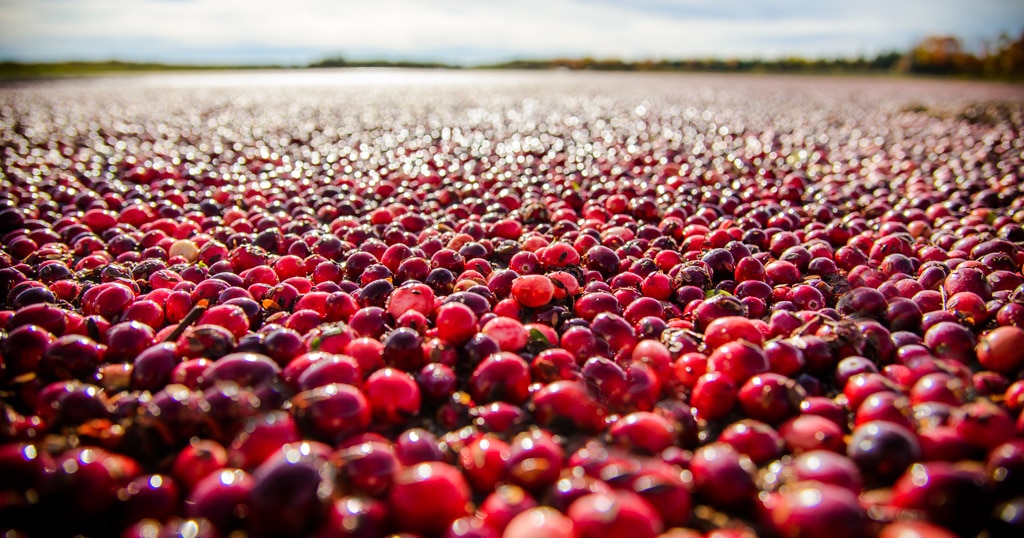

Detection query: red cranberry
xmin=890 ymin=462 xmax=993 ymax=536
xmin=316 ymin=495 xmax=389 ymax=538
xmin=689 ymin=443 xmax=758 ymax=510
xmin=949 ymin=400 xmax=1015 ymax=453
xmin=977 ymin=326 xmax=1024 ymax=374
xmin=718 ymin=419 xmax=784 ymax=465
xmin=507 ymin=429 xmax=563 ymax=494
xmin=476 ymin=483 xmax=537 ymax=533
xmin=469 ymin=352 xmax=531 ymax=405
xmin=291 ymin=384 xmax=370 ymax=445
xmin=394 ymin=428 xmax=445 ymax=466
xmin=531 ymin=380 xmax=607 ymax=433
xmin=788 ymin=449 xmax=863 ymax=493
xmin=691 ymin=371 xmax=736 ymax=421
xmin=780 ymin=414 xmax=846 ymax=454
xmin=923 ymin=321 xmax=976 ymax=363
xmin=737 ymin=372 xmax=805 ymax=424
xmin=567 ymin=490 xmax=663 ymax=538
xmin=759 ymin=481 xmax=867 ymax=538
xmin=607 ymin=411 xmax=675 ymax=455
xmin=503 ymin=507 xmax=574 ymax=538
xmin=172 ymin=439 xmax=229 ymax=492
xmin=40 ymin=334 xmax=104 ymax=381
xmin=334 ymin=441 xmax=399 ymax=497
xmin=184 ymin=468 xmax=255 ymax=532
xmin=877 ymin=521 xmax=958 ymax=538
xmin=388 ymin=462 xmax=471 ymax=535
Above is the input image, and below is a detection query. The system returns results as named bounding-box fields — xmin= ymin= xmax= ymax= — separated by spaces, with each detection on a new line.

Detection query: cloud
xmin=0 ymin=0 xmax=1021 ymax=64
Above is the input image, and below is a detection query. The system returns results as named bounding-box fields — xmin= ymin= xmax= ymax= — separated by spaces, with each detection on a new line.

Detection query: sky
xmin=0 ymin=0 xmax=1021 ymax=65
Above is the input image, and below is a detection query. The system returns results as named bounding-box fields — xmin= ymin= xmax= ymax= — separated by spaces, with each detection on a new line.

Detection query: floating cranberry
xmin=890 ymin=462 xmax=993 ymax=537
xmin=689 ymin=443 xmax=758 ymax=510
xmin=332 ymin=440 xmax=399 ymax=498
xmin=503 ymin=507 xmax=574 ymax=538
xmin=291 ymin=384 xmax=369 ymax=445
xmin=759 ymin=481 xmax=867 ymax=538
xmin=507 ymin=429 xmax=563 ymax=494
xmin=363 ymin=367 xmax=421 ymax=425
xmin=847 ymin=420 xmax=921 ymax=486
xmin=719 ymin=419 xmax=783 ymax=465
xmin=389 ymin=462 xmax=472 ymax=535
xmin=567 ymin=490 xmax=663 ymax=538
xmin=977 ymin=326 xmax=1024 ymax=374
xmin=40 ymin=334 xmax=104 ymax=381
xmin=184 ymin=468 xmax=255 ymax=533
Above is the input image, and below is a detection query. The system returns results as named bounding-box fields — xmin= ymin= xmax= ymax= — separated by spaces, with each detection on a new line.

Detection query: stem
xmin=163 ymin=304 xmax=208 ymax=342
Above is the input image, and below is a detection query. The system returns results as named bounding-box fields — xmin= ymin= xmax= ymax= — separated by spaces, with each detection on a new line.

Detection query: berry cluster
xmin=1 ymin=73 xmax=1023 ymax=537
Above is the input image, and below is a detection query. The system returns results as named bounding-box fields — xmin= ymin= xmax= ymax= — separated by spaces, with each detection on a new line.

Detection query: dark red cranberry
xmin=334 ymin=441 xmax=399 ymax=497
xmin=184 ymin=468 xmax=255 ymax=532
xmin=847 ymin=420 xmax=921 ymax=486
xmin=689 ymin=443 xmax=758 ymax=510
xmin=890 ymin=462 xmax=993 ymax=537
xmin=291 ymin=384 xmax=370 ymax=445
xmin=737 ymin=372 xmax=805 ymax=424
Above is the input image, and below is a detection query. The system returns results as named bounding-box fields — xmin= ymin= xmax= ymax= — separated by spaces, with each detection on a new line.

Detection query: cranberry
xmin=788 ymin=449 xmax=863 ymax=492
xmin=607 ymin=411 xmax=675 ymax=455
xmin=531 ymin=380 xmax=606 ymax=433
xmin=737 ymin=372 xmax=805 ymax=424
xmin=503 ymin=507 xmax=574 ymax=538
xmin=317 ymin=495 xmax=389 ymax=538
xmin=172 ymin=439 xmax=229 ymax=492
xmin=977 ymin=326 xmax=1024 ymax=374
xmin=394 ymin=428 xmax=445 ymax=466
xmin=389 ymin=462 xmax=471 ymax=535
xmin=40 ymin=334 xmax=104 ymax=381
xmin=435 ymin=302 xmax=479 ymax=345
xmin=184 ymin=468 xmax=255 ymax=532
xmin=689 ymin=443 xmax=758 ymax=510
xmin=877 ymin=521 xmax=959 ymax=538
xmin=889 ymin=462 xmax=992 ymax=536
xmin=691 ymin=371 xmax=737 ymax=421
xmin=923 ymin=321 xmax=976 ymax=363
xmin=507 ymin=429 xmax=563 ymax=494
xmin=948 ymin=400 xmax=1015 ymax=453
xmin=759 ymin=481 xmax=867 ymax=538
xmin=291 ymin=384 xmax=370 ymax=444
xmin=334 ymin=441 xmax=399 ymax=497
xmin=468 ymin=352 xmax=531 ymax=405
xmin=718 ymin=419 xmax=784 ymax=465
xmin=780 ymin=414 xmax=846 ymax=454
xmin=848 ymin=420 xmax=921 ymax=486
xmin=567 ymin=490 xmax=663 ymax=538
xmin=460 ymin=485 xmax=528 ymax=534
xmin=345 ymin=364 xmax=410 ymax=423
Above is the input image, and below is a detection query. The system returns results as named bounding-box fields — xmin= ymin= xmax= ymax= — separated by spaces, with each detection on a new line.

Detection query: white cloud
xmin=0 ymin=0 xmax=1020 ymax=63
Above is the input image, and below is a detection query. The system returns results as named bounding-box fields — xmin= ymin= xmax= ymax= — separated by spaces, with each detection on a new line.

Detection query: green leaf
xmin=528 ymin=328 xmax=552 ymax=346
xmin=704 ymin=289 xmax=733 ymax=299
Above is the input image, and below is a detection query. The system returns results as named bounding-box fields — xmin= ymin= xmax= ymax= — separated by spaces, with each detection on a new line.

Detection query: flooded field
xmin=2 ymin=70 xmax=1024 ymax=537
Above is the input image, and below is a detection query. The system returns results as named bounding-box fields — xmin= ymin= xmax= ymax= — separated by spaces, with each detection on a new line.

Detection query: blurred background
xmin=0 ymin=0 xmax=1022 ymax=78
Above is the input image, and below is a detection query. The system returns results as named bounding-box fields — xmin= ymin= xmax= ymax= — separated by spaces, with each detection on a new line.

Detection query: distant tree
xmin=909 ymin=36 xmax=961 ymax=74
xmin=905 ymin=35 xmax=984 ymax=76
xmin=990 ymin=31 xmax=1024 ymax=79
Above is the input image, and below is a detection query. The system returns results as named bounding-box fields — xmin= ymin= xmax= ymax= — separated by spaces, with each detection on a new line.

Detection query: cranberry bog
xmin=1 ymin=70 xmax=1024 ymax=537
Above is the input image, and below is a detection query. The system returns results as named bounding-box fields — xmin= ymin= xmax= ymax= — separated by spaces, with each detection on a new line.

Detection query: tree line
xmin=474 ymin=32 xmax=1024 ymax=80
xmin=3 ymin=30 xmax=1022 ymax=80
